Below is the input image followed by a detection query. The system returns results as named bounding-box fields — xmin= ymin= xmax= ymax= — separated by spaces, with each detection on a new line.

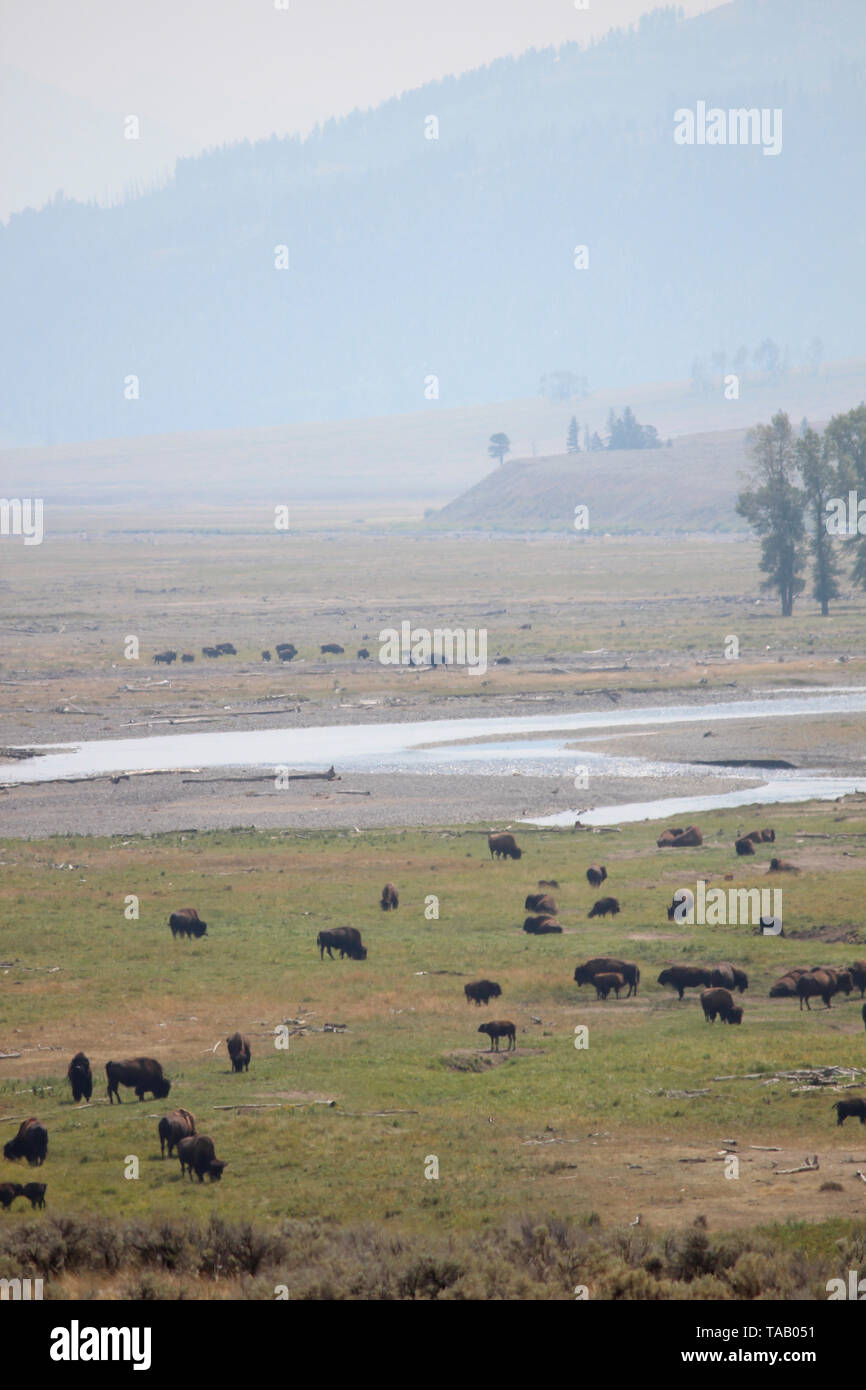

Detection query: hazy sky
xmin=0 ymin=0 xmax=726 ymax=217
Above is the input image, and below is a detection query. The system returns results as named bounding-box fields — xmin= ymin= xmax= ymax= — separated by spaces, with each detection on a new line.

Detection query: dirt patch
xmin=442 ymin=1047 xmax=543 ymax=1071
xmin=785 ymin=923 xmax=866 ymax=945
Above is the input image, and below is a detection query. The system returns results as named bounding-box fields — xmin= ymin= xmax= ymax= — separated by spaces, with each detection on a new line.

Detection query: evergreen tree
xmin=824 ymin=404 xmax=866 ymax=585
xmin=796 ymin=427 xmax=841 ymax=616
xmin=567 ymin=416 xmax=580 ymax=453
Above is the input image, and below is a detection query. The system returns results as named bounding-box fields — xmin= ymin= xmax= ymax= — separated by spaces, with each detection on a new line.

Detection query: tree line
xmin=737 ymin=405 xmax=866 ymax=616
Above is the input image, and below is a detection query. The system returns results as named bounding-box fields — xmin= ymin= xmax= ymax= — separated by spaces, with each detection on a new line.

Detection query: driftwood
xmin=856 ymin=1171 xmax=866 ymax=1185
xmin=338 ymin=1109 xmax=419 ymax=1118
xmin=0 ymin=1052 xmax=22 ymax=1060
xmin=335 ymin=789 xmax=371 ymax=796
xmin=750 ymin=1145 xmax=781 ymax=1152
xmin=183 ymin=767 xmax=337 ymax=784
xmin=776 ymin=1156 xmax=819 ymax=1174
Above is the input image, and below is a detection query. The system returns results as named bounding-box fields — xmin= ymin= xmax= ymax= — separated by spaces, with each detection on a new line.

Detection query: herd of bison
xmin=2 ymin=821 xmax=865 ymax=1216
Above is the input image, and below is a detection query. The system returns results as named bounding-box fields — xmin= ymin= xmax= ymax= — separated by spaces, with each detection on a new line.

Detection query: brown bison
xmin=227 ymin=1033 xmax=251 ymax=1072
xmin=834 ymin=1098 xmax=866 ymax=1127
xmin=710 ymin=962 xmax=736 ymax=990
xmin=820 ymin=967 xmax=853 ymax=998
xmin=657 ymin=964 xmax=713 ymax=999
xmin=3 ymin=1118 xmax=48 ymax=1166
xmin=67 ymin=1051 xmax=93 ymax=1102
xmin=574 ymin=958 xmax=640 ymax=996
xmin=464 ymin=980 xmax=502 ymax=1006
xmin=657 ymin=826 xmax=702 ymax=848
xmin=769 ymin=968 xmax=809 ymax=998
xmin=743 ymin=828 xmax=775 ymax=843
xmin=0 ymin=1183 xmax=23 ymax=1209
xmin=734 ymin=836 xmax=756 ymax=856
xmin=537 ymin=880 xmax=559 ymax=889
xmin=769 ymin=858 xmax=798 ymax=872
xmin=667 ymin=888 xmax=695 ymax=922
xmin=730 ymin=965 xmax=749 ymax=993
xmin=586 ymin=865 xmax=607 ymax=888
xmin=488 ymin=832 xmax=522 ymax=860
xmin=849 ymin=961 xmax=866 ymax=998
xmin=21 ymin=1182 xmax=46 ymax=1209
xmin=700 ymin=987 xmax=743 ymax=1024
xmin=523 ymin=916 xmax=562 ymax=934
xmin=796 ymin=970 xmax=834 ymax=1010
xmin=317 ymin=926 xmax=367 ymax=960
xmin=169 ymin=907 xmax=208 ymax=938
xmin=588 ymin=896 xmax=620 ymax=919
xmin=524 ymin=892 xmax=557 ymax=915
xmin=320 ymin=643 xmax=344 ymax=654
xmin=380 ymin=882 xmax=399 ymax=911
xmin=593 ymin=971 xmax=626 ymax=1000
xmin=158 ymin=1108 xmax=196 ymax=1157
xmin=478 ymin=1020 xmax=516 ymax=1052
xmin=106 ymin=1058 xmax=171 ymax=1103
xmin=177 ymin=1134 xmax=227 ymax=1183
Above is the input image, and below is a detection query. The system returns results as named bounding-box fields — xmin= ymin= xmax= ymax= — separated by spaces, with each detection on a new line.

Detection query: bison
xmin=657 ymin=964 xmax=713 ymax=999
xmin=834 ymin=1098 xmax=866 ymax=1127
xmin=215 ymin=643 xmax=236 ymax=655
xmin=743 ymin=828 xmax=775 ymax=843
xmin=380 ymin=882 xmax=399 ymax=911
xmin=158 ymin=1108 xmax=196 ymax=1157
xmin=106 ymin=1058 xmax=171 ymax=1103
xmin=3 ymin=1118 xmax=48 ymax=1166
xmin=769 ymin=858 xmax=799 ymax=872
xmin=178 ymin=1134 xmax=226 ymax=1183
xmin=478 ymin=1020 xmax=516 ymax=1052
xmin=21 ymin=1182 xmax=46 ymax=1209
xmin=67 ymin=1051 xmax=93 ymax=1103
xmin=357 ymin=648 xmax=370 ymax=659
xmin=277 ymin=647 xmax=297 ymax=662
xmin=317 ymin=926 xmax=367 ymax=960
xmin=586 ymin=865 xmax=607 ymax=888
xmin=262 ymin=650 xmax=272 ymax=661
xmin=849 ymin=961 xmax=866 ymax=998
xmin=524 ymin=892 xmax=557 ymax=914
xmin=320 ymin=643 xmax=344 ymax=654
xmin=796 ymin=970 xmax=834 ymax=1010
xmin=574 ymin=958 xmax=640 ymax=997
xmin=700 ymin=987 xmax=743 ymax=1024
xmin=588 ymin=896 xmax=620 ymax=919
xmin=593 ymin=971 xmax=626 ymax=1000
xmin=657 ymin=826 xmax=702 ymax=848
xmin=667 ymin=888 xmax=695 ymax=922
xmin=0 ymin=1183 xmax=23 ymax=1209
xmin=537 ymin=879 xmax=559 ymax=889
xmin=202 ymin=646 xmax=219 ymax=657
xmin=153 ymin=650 xmax=177 ymax=665
xmin=522 ymin=916 xmax=562 ymax=934
xmin=227 ymin=1033 xmax=251 ymax=1073
xmin=169 ymin=908 xmax=208 ymax=939
xmin=730 ymin=965 xmax=749 ymax=993
xmin=769 ymin=968 xmax=809 ymax=998
xmin=464 ymin=980 xmax=502 ymax=1006
xmin=488 ymin=832 xmax=522 ymax=860
xmin=181 ymin=653 xmax=194 ymax=663
xmin=734 ymin=836 xmax=756 ymax=856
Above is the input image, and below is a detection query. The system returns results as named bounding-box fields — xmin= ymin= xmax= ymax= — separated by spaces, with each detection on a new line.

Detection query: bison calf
xmin=478 ymin=1020 xmax=516 ymax=1052
xmin=0 ymin=1183 xmax=23 ymax=1209
xmin=21 ymin=1182 xmax=46 ymax=1209
xmin=593 ymin=971 xmax=626 ymax=1000
xmin=700 ymin=987 xmax=743 ymax=1024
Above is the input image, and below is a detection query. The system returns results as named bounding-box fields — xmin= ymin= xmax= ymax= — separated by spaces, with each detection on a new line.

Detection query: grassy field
xmin=2 ymin=800 xmax=866 ymax=1296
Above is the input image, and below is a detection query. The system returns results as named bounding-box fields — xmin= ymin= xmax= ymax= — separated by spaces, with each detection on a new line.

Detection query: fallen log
xmin=776 ymin=1156 xmax=819 ymax=1174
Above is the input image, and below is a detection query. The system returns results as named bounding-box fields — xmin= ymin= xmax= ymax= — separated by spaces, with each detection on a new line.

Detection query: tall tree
xmin=566 ymin=416 xmax=580 ymax=453
xmin=488 ymin=432 xmax=511 ymax=466
xmin=824 ymin=404 xmax=866 ymax=585
xmin=796 ymin=427 xmax=841 ymax=616
xmin=736 ymin=412 xmax=806 ymax=616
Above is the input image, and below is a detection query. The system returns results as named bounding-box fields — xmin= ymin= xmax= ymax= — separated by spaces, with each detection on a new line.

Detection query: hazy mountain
xmin=1 ymin=0 xmax=864 ymax=447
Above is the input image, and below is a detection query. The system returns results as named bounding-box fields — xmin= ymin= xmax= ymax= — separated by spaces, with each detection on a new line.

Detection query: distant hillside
xmin=427 ymin=427 xmax=756 ymax=534
xmin=1 ymin=0 xmax=864 ymax=446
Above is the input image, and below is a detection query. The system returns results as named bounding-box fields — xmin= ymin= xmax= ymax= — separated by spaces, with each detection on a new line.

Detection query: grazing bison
xmin=380 ymin=882 xmax=399 ymax=911
xmin=106 ymin=1058 xmax=171 ymax=1103
xmin=769 ymin=858 xmax=798 ymax=872
xmin=320 ymin=643 xmax=344 ymax=654
xmin=3 ymin=1118 xmax=48 ymax=1166
xmin=465 ymin=980 xmax=502 ymax=1006
xmin=658 ymin=826 xmax=702 ymax=848
xmin=657 ymin=964 xmax=713 ymax=999
xmin=586 ymin=865 xmax=607 ymax=888
xmin=153 ymin=650 xmax=177 ymax=665
xmin=21 ymin=1182 xmax=46 ymax=1209
xmin=667 ymin=888 xmax=695 ymax=922
xmin=730 ymin=966 xmax=749 ymax=993
xmin=202 ymin=646 xmax=219 ymax=657
xmin=169 ymin=908 xmax=208 ymax=939
xmin=357 ymin=648 xmax=370 ymax=659
xmin=488 ymin=832 xmax=522 ymax=860
xmin=215 ymin=643 xmax=236 ymax=655
xmin=181 ymin=653 xmax=195 ymax=663
xmin=849 ymin=961 xmax=866 ymax=998
xmin=821 ymin=967 xmax=854 ymax=998
xmin=574 ymin=958 xmax=640 ymax=997
xmin=262 ymin=650 xmax=272 ymax=661
xmin=769 ymin=968 xmax=808 ymax=997
xmin=522 ymin=916 xmax=562 ymax=934
xmin=834 ymin=1098 xmax=866 ymax=1127
xmin=710 ymin=963 xmax=736 ymax=990
xmin=178 ymin=1134 xmax=227 ymax=1183
xmin=524 ymin=892 xmax=557 ymax=915
xmin=478 ymin=1020 xmax=516 ymax=1052
xmin=317 ymin=926 xmax=367 ymax=960
xmin=797 ymin=971 xmax=834 ymax=1010
xmin=700 ymin=987 xmax=743 ymax=1024
xmin=158 ymin=1108 xmax=196 ymax=1157
xmin=0 ymin=1183 xmax=23 ymax=1209
xmin=67 ymin=1051 xmax=93 ymax=1102
xmin=735 ymin=836 xmax=756 ymax=856
xmin=227 ymin=1033 xmax=251 ymax=1073
xmin=538 ymin=879 xmax=559 ymax=889
xmin=588 ymin=896 xmax=620 ymax=919
xmin=593 ymin=971 xmax=626 ymax=1000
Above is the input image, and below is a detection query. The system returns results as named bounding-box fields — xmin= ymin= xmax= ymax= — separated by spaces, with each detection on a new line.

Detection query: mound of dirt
xmin=442 ymin=1048 xmax=542 ymax=1071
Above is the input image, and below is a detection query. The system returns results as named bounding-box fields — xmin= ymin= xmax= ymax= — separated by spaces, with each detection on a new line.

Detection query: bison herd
xmin=151 ymin=638 xmax=381 ymax=666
